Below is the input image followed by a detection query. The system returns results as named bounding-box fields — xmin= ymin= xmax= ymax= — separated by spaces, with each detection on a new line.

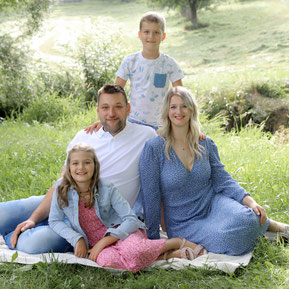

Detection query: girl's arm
xmin=105 ymin=186 xmax=141 ymax=240
xmin=88 ymin=235 xmax=118 ymax=262
xmin=48 ymin=184 xmax=84 ymax=248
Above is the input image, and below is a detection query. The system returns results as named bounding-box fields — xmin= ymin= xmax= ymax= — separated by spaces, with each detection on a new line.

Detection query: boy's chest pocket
xmin=153 ymin=73 xmax=167 ymax=88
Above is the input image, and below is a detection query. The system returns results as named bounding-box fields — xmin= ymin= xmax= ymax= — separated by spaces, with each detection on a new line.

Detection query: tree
xmin=148 ymin=0 xmax=218 ymax=28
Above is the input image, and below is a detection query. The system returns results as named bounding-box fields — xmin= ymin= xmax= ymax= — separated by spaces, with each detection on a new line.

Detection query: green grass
xmin=1 ymin=1 xmax=289 ymax=287
xmin=3 ymin=0 xmax=288 ymax=93
xmin=1 ymin=113 xmax=289 ymax=288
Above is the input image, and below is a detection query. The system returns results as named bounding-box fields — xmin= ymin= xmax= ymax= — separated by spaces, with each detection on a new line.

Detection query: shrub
xmin=76 ymin=27 xmax=125 ymax=103
xmin=202 ymin=82 xmax=289 ymax=133
xmin=0 ymin=34 xmax=33 ymax=117
xmin=20 ymin=93 xmax=83 ymax=124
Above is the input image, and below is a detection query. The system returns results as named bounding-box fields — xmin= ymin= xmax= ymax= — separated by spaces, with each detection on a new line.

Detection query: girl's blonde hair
xmin=158 ymin=86 xmax=204 ymax=160
xmin=57 ymin=143 xmax=100 ymax=209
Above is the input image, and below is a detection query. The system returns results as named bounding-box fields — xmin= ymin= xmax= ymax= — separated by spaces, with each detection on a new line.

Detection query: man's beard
xmin=102 ymin=118 xmax=125 ymax=135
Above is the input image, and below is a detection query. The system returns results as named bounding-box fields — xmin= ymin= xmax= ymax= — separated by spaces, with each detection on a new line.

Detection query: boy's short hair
xmin=98 ymin=84 xmax=128 ymax=104
xmin=139 ymin=11 xmax=166 ymax=33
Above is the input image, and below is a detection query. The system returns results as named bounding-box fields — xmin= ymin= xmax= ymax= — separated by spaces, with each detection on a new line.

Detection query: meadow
xmin=1 ymin=0 xmax=289 ymax=288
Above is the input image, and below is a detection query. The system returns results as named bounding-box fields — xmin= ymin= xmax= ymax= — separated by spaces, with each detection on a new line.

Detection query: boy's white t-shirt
xmin=116 ymin=51 xmax=184 ymax=127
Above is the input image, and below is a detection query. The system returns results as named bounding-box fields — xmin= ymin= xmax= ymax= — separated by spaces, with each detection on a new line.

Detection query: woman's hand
xmin=84 ymin=121 xmax=102 ymax=134
xmin=75 ymin=238 xmax=88 ymax=258
xmin=242 ymin=195 xmax=267 ymax=226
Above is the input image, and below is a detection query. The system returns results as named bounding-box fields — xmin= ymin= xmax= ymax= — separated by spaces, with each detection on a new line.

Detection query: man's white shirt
xmin=66 ymin=121 xmax=157 ymax=207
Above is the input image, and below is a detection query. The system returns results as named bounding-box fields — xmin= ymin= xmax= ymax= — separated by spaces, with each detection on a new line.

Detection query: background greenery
xmin=0 ymin=0 xmax=289 ymax=288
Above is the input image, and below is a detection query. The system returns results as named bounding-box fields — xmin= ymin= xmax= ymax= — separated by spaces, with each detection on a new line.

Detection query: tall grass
xmin=0 ymin=113 xmax=289 ymax=288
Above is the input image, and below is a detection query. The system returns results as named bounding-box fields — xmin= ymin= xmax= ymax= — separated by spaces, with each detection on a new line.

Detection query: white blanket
xmin=0 ymin=235 xmax=251 ymax=274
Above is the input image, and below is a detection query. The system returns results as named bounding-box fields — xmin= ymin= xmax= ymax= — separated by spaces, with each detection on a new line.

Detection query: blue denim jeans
xmin=0 ymin=196 xmax=73 ymax=254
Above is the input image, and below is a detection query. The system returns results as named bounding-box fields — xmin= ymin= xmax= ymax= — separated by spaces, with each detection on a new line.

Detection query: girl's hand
xmin=75 ymin=238 xmax=87 ymax=258
xmin=88 ymin=243 xmax=103 ymax=262
xmin=242 ymin=195 xmax=267 ymax=226
xmin=88 ymin=235 xmax=118 ymax=262
xmin=84 ymin=121 xmax=102 ymax=134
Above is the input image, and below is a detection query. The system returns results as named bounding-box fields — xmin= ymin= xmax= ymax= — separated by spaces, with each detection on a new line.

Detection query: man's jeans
xmin=0 ymin=196 xmax=73 ymax=254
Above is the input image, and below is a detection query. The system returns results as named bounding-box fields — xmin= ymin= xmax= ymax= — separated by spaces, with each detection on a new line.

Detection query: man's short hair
xmin=139 ymin=11 xmax=166 ymax=33
xmin=97 ymin=84 xmax=128 ymax=104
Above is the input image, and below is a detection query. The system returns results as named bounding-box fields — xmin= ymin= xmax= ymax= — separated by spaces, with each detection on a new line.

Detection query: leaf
xmin=11 ymin=251 xmax=18 ymax=263
xmin=17 ymin=264 xmax=34 ymax=272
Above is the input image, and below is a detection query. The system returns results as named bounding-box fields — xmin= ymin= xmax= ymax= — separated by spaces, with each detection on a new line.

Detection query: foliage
xmin=19 ymin=93 xmax=84 ymax=124
xmin=76 ymin=27 xmax=125 ymax=103
xmin=147 ymin=0 xmax=221 ymax=27
xmin=0 ymin=34 xmax=33 ymax=118
xmin=201 ymin=81 xmax=289 ymax=133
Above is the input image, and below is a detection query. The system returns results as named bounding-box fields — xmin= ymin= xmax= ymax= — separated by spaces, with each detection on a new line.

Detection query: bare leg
xmin=157 ymin=238 xmax=205 ymax=260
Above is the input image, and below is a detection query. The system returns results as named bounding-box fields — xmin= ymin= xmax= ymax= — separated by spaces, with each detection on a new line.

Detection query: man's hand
xmin=75 ymin=238 xmax=88 ymax=258
xmin=84 ymin=121 xmax=102 ymax=134
xmin=10 ymin=219 xmax=36 ymax=248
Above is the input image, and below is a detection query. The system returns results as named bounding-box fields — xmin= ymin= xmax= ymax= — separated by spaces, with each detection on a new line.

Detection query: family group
xmin=1 ymin=12 xmax=288 ymax=273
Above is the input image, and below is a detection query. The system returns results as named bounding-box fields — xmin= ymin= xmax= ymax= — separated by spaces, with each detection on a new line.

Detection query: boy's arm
xmin=115 ymin=77 xmax=127 ymax=88
xmin=172 ymin=79 xmax=183 ymax=87
xmin=10 ymin=166 xmax=66 ymax=248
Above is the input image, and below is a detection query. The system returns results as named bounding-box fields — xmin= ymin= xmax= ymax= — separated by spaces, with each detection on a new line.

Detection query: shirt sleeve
xmin=207 ymin=137 xmax=250 ymax=203
xmin=116 ymin=56 xmax=130 ymax=81
xmin=139 ymin=140 xmax=162 ymax=239
xmin=48 ymin=183 xmax=83 ymax=248
xmin=105 ymin=185 xmax=141 ymax=240
xmin=168 ymin=56 xmax=184 ymax=83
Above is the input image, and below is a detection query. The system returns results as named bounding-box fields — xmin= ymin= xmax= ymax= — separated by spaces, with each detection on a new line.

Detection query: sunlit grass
xmin=0 ymin=115 xmax=289 ymax=287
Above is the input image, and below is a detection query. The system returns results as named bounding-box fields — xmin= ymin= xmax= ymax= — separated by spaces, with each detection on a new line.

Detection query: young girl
xmin=48 ymin=143 xmax=207 ymax=273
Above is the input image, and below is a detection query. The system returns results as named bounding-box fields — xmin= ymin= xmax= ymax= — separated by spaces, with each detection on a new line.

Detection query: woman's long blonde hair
xmin=57 ymin=143 xmax=100 ymax=209
xmin=158 ymin=86 xmax=204 ymax=160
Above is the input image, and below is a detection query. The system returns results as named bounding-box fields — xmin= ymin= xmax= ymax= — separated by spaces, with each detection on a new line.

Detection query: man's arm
xmin=10 ymin=166 xmax=66 ymax=248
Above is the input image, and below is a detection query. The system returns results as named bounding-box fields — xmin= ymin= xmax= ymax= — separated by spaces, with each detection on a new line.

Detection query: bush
xmin=20 ymin=93 xmax=83 ymax=124
xmin=202 ymin=81 xmax=289 ymax=133
xmin=0 ymin=34 xmax=33 ymax=117
xmin=77 ymin=27 xmax=125 ymax=103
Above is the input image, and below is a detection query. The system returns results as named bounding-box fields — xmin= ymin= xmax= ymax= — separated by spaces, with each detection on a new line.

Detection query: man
xmin=0 ymin=84 xmax=156 ymax=254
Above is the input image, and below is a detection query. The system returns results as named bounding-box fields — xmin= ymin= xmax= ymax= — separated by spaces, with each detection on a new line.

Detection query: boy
xmin=86 ymin=11 xmax=184 ymax=132
xmin=115 ymin=11 xmax=184 ymax=129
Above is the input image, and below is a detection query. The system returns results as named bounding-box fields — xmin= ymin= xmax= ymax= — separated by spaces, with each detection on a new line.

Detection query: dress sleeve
xmin=207 ymin=138 xmax=250 ymax=203
xmin=139 ymin=141 xmax=162 ymax=239
xmin=48 ymin=184 xmax=83 ymax=248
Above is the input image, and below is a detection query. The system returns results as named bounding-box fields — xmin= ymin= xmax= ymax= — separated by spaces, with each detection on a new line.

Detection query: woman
xmin=139 ymin=86 xmax=288 ymax=255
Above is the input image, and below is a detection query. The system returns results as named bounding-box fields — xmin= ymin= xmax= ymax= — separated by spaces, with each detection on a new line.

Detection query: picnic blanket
xmin=0 ymin=235 xmax=252 ymax=274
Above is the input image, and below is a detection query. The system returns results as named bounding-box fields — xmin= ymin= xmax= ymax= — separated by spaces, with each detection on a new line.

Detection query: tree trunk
xmin=188 ymin=0 xmax=198 ymax=26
